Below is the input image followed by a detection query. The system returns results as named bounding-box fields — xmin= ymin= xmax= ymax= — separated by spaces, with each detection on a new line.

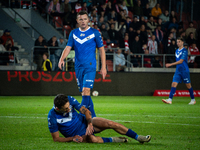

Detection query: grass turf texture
xmin=0 ymin=96 xmax=199 ymax=150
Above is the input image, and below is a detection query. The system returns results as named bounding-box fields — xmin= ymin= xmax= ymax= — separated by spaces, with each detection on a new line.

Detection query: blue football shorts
xmin=172 ymin=71 xmax=191 ymax=84
xmin=75 ymin=68 xmax=96 ymax=92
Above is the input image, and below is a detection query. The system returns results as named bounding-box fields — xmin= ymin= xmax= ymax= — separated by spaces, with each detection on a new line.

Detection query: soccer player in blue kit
xmin=58 ymin=11 xmax=107 ymax=118
xmin=48 ymin=94 xmax=151 ymax=143
xmin=162 ymin=37 xmax=196 ymax=105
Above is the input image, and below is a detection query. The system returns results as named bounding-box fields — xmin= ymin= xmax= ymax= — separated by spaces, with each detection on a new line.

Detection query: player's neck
xmin=178 ymin=46 xmax=183 ymax=50
xmin=79 ymin=26 xmax=90 ymax=32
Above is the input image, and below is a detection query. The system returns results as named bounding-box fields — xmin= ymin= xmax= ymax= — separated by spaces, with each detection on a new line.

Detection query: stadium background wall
xmin=0 ymin=71 xmax=199 ymax=96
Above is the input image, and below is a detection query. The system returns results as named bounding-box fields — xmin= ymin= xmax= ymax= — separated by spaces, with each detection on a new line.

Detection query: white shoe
xmin=188 ymin=100 xmax=196 ymax=105
xmin=162 ymin=99 xmax=172 ymax=104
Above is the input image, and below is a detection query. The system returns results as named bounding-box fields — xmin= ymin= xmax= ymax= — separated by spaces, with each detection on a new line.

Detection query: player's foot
xmin=137 ymin=135 xmax=151 ymax=144
xmin=111 ymin=137 xmax=128 ymax=143
xmin=188 ymin=100 xmax=196 ymax=105
xmin=162 ymin=99 xmax=172 ymax=104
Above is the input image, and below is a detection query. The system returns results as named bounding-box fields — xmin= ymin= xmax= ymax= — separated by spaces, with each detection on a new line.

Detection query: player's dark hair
xmin=77 ymin=11 xmax=89 ymax=18
xmin=54 ymin=94 xmax=69 ymax=109
xmin=177 ymin=37 xmax=184 ymax=42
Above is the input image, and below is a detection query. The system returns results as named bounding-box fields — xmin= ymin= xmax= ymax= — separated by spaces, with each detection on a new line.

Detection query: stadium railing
xmin=1 ymin=46 xmax=200 ymax=72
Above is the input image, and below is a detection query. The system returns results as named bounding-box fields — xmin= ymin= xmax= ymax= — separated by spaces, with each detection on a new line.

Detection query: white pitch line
xmin=0 ymin=115 xmax=199 ymax=127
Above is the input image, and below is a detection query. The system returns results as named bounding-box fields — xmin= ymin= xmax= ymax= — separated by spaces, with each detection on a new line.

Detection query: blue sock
xmin=88 ymin=96 xmax=96 ymax=118
xmin=169 ymin=87 xmax=176 ymax=99
xmin=81 ymin=96 xmax=90 ymax=108
xmin=126 ymin=129 xmax=138 ymax=140
xmin=102 ymin=137 xmax=112 ymax=143
xmin=188 ymin=87 xmax=195 ymax=100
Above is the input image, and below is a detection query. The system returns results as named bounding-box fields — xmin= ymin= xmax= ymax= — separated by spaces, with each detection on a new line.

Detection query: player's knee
xmin=82 ymin=88 xmax=91 ymax=95
xmin=106 ymin=121 xmax=119 ymax=129
xmin=171 ymin=82 xmax=178 ymax=87
xmin=186 ymin=84 xmax=191 ymax=89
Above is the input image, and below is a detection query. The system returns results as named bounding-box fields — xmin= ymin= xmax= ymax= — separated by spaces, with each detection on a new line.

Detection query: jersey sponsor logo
xmin=80 ymin=33 xmax=85 ymax=36
xmin=73 ymin=33 xmax=95 ymax=44
xmin=175 ymin=52 xmax=182 ymax=58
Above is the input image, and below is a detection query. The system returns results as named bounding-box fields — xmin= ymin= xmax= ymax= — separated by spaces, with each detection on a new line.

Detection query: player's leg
xmin=92 ymin=117 xmax=151 ymax=144
xmin=81 ymin=70 xmax=96 ymax=117
xmin=183 ymin=72 xmax=196 ymax=105
xmin=82 ymin=135 xmax=127 ymax=143
xmin=162 ymin=73 xmax=180 ymax=104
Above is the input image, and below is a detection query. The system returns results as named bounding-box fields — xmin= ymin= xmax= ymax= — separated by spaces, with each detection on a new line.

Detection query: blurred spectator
xmin=118 ymin=10 xmax=127 ymax=22
xmin=125 ymin=17 xmax=132 ymax=32
xmin=139 ymin=16 xmax=147 ymax=27
xmin=169 ymin=10 xmax=177 ymax=22
xmin=120 ymin=1 xmax=128 ymax=16
xmin=148 ymin=35 xmax=158 ymax=54
xmin=70 ymin=0 xmax=78 ymax=9
xmin=75 ymin=2 xmax=82 ymax=13
xmin=115 ymin=48 xmax=126 ymax=71
xmin=0 ymin=39 xmax=7 ymax=65
xmin=0 ymin=39 xmax=6 ymax=52
xmin=98 ymin=16 xmax=109 ymax=29
xmin=100 ymin=24 xmax=110 ymax=43
xmin=48 ymin=36 xmax=58 ymax=71
xmin=186 ymin=32 xmax=196 ymax=47
xmin=188 ymin=42 xmax=200 ymax=68
xmin=42 ymin=52 xmax=52 ymax=71
xmin=61 ymin=0 xmax=72 ymax=25
xmin=48 ymin=0 xmax=61 ymax=16
xmin=133 ymin=0 xmax=143 ymax=17
xmin=159 ymin=10 xmax=170 ymax=24
xmin=1 ymin=29 xmax=14 ymax=46
xmin=143 ymin=48 xmax=152 ymax=67
xmin=147 ymin=16 xmax=157 ymax=32
xmin=140 ymin=24 xmax=148 ymax=44
xmin=98 ymin=3 xmax=107 ymax=16
xmin=83 ymin=0 xmax=92 ymax=7
xmin=82 ymin=2 xmax=88 ymax=12
xmin=143 ymin=3 xmax=151 ymax=19
xmin=163 ymin=32 xmax=174 ymax=54
xmin=185 ymin=22 xmax=197 ymax=40
xmin=106 ymin=1 xmax=114 ymax=15
xmin=130 ymin=35 xmax=143 ymax=67
xmin=34 ymin=35 xmax=48 ymax=71
xmin=69 ymin=9 xmax=77 ymax=28
xmin=115 ymin=1 xmax=122 ymax=14
xmin=131 ymin=16 xmax=140 ymax=31
xmin=99 ymin=11 xmax=107 ymax=22
xmin=167 ymin=38 xmax=177 ymax=63
xmin=154 ymin=25 xmax=164 ymax=53
xmin=125 ymin=0 xmax=134 ymax=12
xmin=108 ymin=10 xmax=118 ymax=22
xmin=168 ymin=17 xmax=179 ymax=30
xmin=151 ymin=3 xmax=162 ymax=19
xmin=148 ymin=0 xmax=157 ymax=9
xmin=157 ymin=18 xmax=165 ymax=32
xmin=5 ymin=44 xmax=15 ymax=64
xmin=108 ymin=24 xmax=119 ymax=44
xmin=124 ymin=34 xmax=130 ymax=54
xmin=180 ymin=31 xmax=186 ymax=41
xmin=5 ymin=38 xmax=18 ymax=51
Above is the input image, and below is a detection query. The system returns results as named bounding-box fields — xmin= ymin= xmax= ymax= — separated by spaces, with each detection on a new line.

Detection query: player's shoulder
xmin=48 ymin=107 xmax=56 ymax=117
xmin=90 ymin=27 xmax=101 ymax=34
xmin=68 ymin=95 xmax=77 ymax=103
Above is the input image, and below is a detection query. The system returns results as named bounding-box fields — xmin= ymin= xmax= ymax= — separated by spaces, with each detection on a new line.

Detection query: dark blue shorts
xmin=172 ymin=71 xmax=191 ymax=84
xmin=75 ymin=68 xmax=96 ymax=92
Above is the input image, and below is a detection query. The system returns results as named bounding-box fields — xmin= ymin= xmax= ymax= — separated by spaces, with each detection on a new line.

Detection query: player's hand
xmin=58 ymin=60 xmax=64 ymax=70
xmin=72 ymin=135 xmax=83 ymax=143
xmin=100 ymin=68 xmax=107 ymax=79
xmin=85 ymin=123 xmax=94 ymax=135
xmin=166 ymin=63 xmax=171 ymax=68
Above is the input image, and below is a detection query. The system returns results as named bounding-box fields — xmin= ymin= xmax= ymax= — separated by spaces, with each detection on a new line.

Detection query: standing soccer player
xmin=58 ymin=11 xmax=107 ymax=117
xmin=162 ymin=37 xmax=196 ymax=105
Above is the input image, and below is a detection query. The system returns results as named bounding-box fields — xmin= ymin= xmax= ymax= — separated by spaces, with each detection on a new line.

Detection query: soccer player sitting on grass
xmin=162 ymin=37 xmax=196 ymax=105
xmin=48 ymin=94 xmax=151 ymax=143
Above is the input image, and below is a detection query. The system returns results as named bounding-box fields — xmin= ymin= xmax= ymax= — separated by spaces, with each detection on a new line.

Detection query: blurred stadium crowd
xmin=0 ymin=0 xmax=200 ymax=71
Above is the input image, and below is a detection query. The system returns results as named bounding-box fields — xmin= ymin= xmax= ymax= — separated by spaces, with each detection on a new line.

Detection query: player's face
xmin=77 ymin=14 xmax=89 ymax=30
xmin=59 ymin=102 xmax=71 ymax=113
xmin=177 ymin=40 xmax=183 ymax=48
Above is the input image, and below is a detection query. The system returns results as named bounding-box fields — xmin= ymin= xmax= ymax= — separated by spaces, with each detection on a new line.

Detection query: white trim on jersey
xmin=79 ymin=27 xmax=91 ymax=32
xmin=73 ymin=33 xmax=95 ymax=44
xmin=56 ymin=111 xmax=72 ymax=123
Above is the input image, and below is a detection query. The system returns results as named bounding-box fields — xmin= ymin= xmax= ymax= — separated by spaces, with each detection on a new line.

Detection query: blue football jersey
xmin=175 ymin=47 xmax=189 ymax=72
xmin=67 ymin=27 xmax=104 ymax=69
xmin=47 ymin=96 xmax=87 ymax=137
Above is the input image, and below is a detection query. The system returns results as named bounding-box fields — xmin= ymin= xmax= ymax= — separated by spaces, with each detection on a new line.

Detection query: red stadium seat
xmin=106 ymin=60 xmax=113 ymax=71
xmin=63 ymin=25 xmax=72 ymax=37
xmin=53 ymin=16 xmax=63 ymax=29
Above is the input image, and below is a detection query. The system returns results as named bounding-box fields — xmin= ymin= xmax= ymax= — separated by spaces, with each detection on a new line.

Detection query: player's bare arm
xmin=166 ymin=59 xmax=184 ymax=68
xmin=58 ymin=46 xmax=72 ymax=70
xmin=79 ymin=106 xmax=94 ymax=135
xmin=99 ymin=46 xmax=107 ymax=79
xmin=51 ymin=131 xmax=83 ymax=143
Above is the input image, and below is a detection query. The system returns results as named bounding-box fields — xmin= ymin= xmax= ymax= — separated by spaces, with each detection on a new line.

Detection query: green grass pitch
xmin=0 ymin=96 xmax=200 ymax=150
